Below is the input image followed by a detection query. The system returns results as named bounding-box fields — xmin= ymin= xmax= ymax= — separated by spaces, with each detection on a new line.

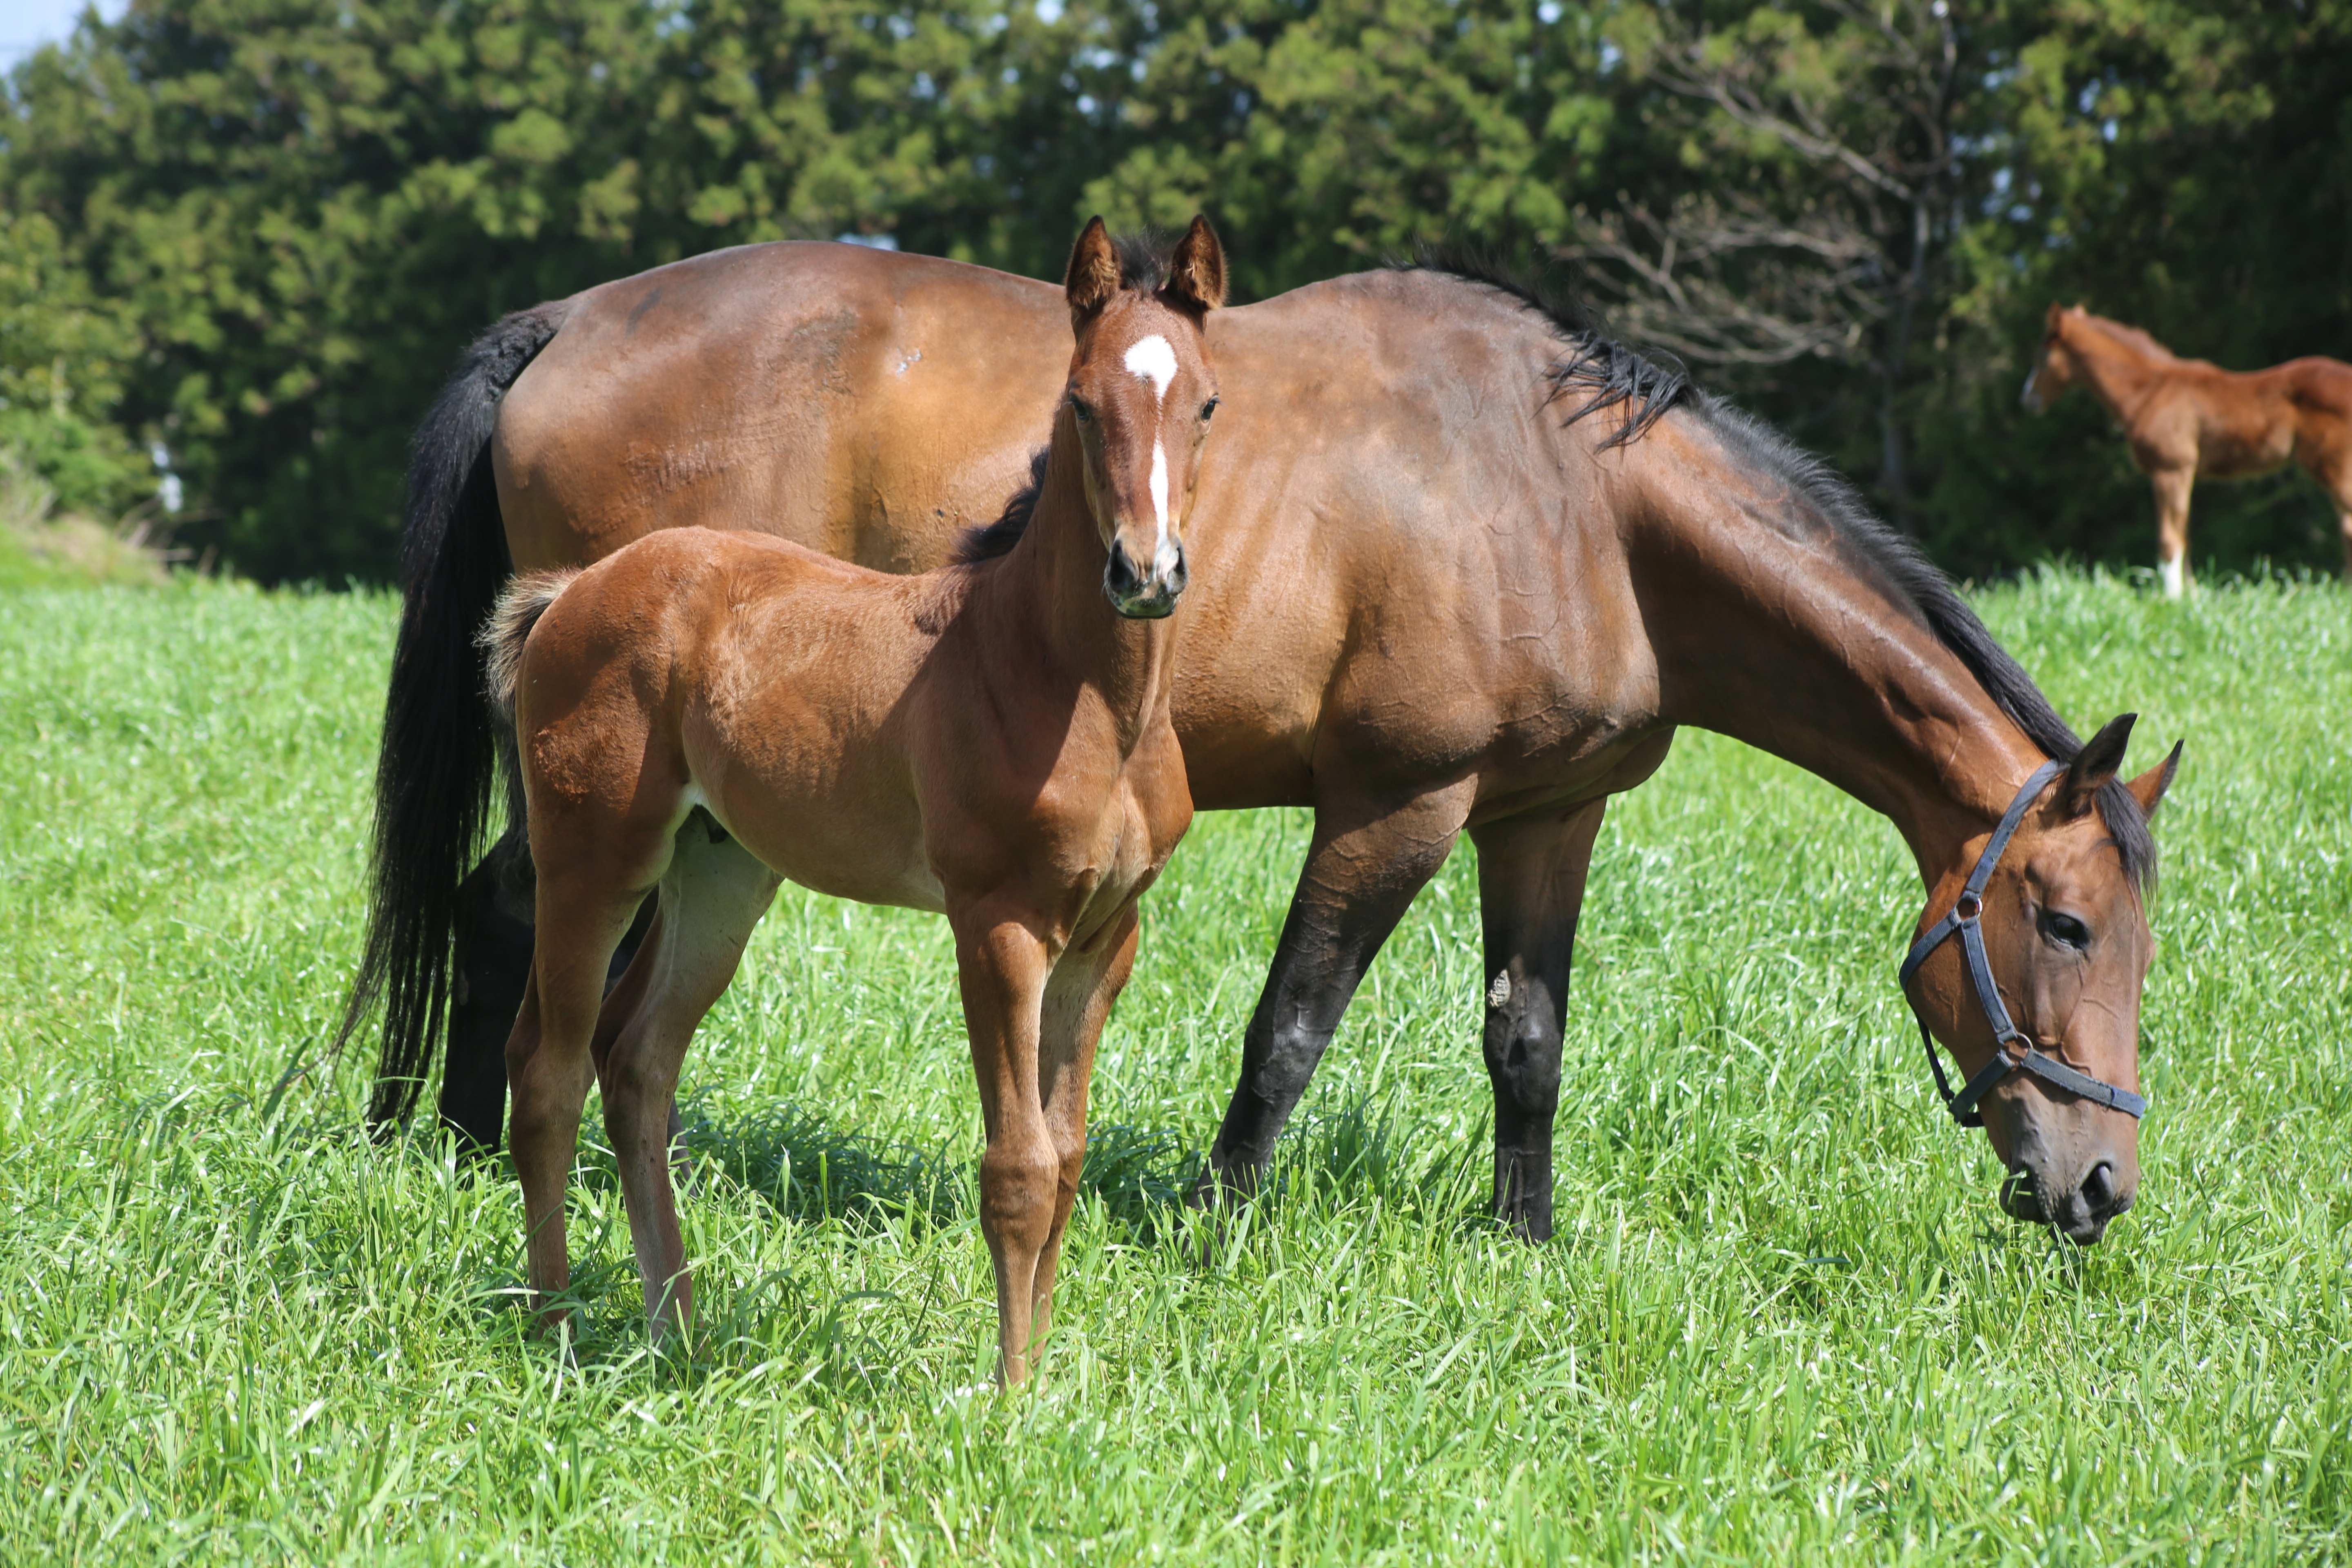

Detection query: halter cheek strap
xmin=1898 ymin=760 xmax=2149 ymax=1127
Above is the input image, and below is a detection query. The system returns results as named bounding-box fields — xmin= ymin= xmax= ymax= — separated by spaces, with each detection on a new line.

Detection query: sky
xmin=0 ymin=0 xmax=117 ymax=68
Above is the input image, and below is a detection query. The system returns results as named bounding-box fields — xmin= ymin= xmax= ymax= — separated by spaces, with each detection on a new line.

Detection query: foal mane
xmin=1696 ymin=399 xmax=2160 ymax=893
xmin=1393 ymin=246 xmax=1692 ymax=449
xmin=2074 ymin=312 xmax=2180 ymax=364
xmin=953 ymin=229 xmax=1184 ymax=566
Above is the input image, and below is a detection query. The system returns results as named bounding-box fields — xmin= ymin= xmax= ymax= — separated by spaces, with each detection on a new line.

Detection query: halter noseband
xmin=1898 ymin=760 xmax=2149 ymax=1127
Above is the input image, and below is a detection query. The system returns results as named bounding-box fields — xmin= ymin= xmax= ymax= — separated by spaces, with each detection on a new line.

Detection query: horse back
xmin=492 ymin=243 xmax=1067 ymax=578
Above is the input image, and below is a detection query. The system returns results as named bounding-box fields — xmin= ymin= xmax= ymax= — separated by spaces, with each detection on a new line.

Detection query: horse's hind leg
xmin=2150 ymin=465 xmax=2194 ymax=598
xmin=597 ymin=817 xmax=778 ymax=1341
xmin=1466 ymin=800 xmax=1608 ymax=1243
xmin=507 ymin=817 xmax=669 ymax=1330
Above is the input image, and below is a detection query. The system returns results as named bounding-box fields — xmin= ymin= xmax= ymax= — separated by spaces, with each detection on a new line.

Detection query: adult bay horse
xmin=350 ymin=244 xmax=2181 ymax=1246
xmin=488 ymin=217 xmax=1223 ymax=1379
xmin=2024 ymin=302 xmax=2352 ymax=597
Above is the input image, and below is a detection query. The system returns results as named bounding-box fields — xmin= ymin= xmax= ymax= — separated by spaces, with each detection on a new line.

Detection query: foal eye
xmin=2040 ymin=910 xmax=2092 ymax=951
xmin=1200 ymin=397 xmax=1220 ymax=422
xmin=1069 ymin=398 xmax=1094 ymax=424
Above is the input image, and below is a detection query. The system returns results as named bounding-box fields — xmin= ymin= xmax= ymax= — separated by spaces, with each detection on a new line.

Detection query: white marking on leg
xmin=2160 ymin=554 xmax=2184 ymax=600
xmin=1123 ymin=335 xmax=1176 ymax=405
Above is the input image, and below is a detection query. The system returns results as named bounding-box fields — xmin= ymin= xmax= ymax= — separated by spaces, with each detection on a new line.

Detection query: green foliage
xmin=2 ymin=0 xmax=2348 ymax=581
xmin=2 ymin=569 xmax=2348 ymax=1559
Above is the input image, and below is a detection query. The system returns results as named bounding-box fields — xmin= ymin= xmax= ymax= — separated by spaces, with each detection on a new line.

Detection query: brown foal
xmin=2024 ymin=303 xmax=2352 ymax=596
xmin=488 ymin=218 xmax=1225 ymax=1380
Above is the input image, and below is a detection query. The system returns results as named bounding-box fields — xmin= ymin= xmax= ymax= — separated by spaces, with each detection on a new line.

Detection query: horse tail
xmin=481 ymin=570 xmax=582 ymax=722
xmin=338 ymin=302 xmax=568 ymax=1133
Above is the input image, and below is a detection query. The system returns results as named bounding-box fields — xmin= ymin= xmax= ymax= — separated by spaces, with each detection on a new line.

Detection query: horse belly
xmin=710 ymin=777 xmax=945 ymax=914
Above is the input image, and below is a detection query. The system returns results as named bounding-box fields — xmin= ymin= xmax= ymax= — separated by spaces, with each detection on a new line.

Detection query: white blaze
xmin=1123 ymin=335 xmax=1176 ymax=404
xmin=1124 ymin=334 xmax=1180 ymax=572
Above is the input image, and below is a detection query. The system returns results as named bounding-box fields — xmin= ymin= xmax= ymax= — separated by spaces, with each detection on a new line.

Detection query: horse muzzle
xmin=1104 ymin=537 xmax=1186 ymax=619
xmin=2000 ymin=1156 xmax=2135 ymax=1245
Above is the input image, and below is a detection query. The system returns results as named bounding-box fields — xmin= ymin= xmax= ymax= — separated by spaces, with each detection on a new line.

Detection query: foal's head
xmin=1060 ymin=215 xmax=1227 ymax=618
xmin=1905 ymin=715 xmax=2181 ymax=1243
xmin=2020 ymin=302 xmax=2086 ymax=412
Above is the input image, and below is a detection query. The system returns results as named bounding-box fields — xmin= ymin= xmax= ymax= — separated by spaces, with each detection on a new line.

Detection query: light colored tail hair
xmin=479 ymin=568 xmax=581 ymax=720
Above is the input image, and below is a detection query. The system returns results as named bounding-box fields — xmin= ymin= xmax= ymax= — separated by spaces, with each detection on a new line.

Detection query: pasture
xmin=1 ymin=569 xmax=2346 ymax=1563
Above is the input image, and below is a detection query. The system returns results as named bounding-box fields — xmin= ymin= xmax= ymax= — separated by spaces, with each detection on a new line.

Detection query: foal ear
xmin=2125 ymin=739 xmax=2184 ymax=821
xmin=2061 ymin=713 xmax=2137 ymax=817
xmin=1165 ymin=215 xmax=1227 ymax=313
xmin=2044 ymin=301 xmax=2065 ymax=333
xmin=1065 ymin=216 xmax=1121 ymax=321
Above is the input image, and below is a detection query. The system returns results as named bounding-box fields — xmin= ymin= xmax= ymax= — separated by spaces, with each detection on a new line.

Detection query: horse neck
xmin=985 ymin=437 xmax=1175 ymax=749
xmin=2060 ymin=317 xmax=2168 ymax=419
xmin=1627 ymin=421 xmax=2049 ymax=882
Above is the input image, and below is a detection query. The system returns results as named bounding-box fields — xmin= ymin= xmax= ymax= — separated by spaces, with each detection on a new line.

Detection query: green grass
xmin=1 ymin=568 xmax=2347 ymax=1563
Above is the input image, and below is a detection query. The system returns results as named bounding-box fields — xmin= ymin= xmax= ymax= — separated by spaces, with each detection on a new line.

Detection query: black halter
xmin=1898 ymin=760 xmax=2149 ymax=1127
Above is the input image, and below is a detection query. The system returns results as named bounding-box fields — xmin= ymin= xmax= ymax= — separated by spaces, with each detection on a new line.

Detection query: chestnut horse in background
xmin=2024 ymin=303 xmax=2352 ymax=597
xmin=349 ymin=243 xmax=2182 ymax=1252
xmin=488 ymin=218 xmax=1223 ymax=1380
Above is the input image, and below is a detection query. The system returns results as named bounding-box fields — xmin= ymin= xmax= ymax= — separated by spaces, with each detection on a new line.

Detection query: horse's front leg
xmin=2150 ymin=464 xmax=2195 ymax=599
xmin=1027 ymin=906 xmax=1140 ymax=1356
xmin=1466 ymin=800 xmax=1608 ymax=1243
xmin=952 ymin=909 xmax=1059 ymax=1385
xmin=1191 ymin=782 xmax=1475 ymax=1209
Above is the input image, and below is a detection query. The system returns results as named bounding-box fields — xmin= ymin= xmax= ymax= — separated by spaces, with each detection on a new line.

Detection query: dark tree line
xmin=3 ymin=0 xmax=2347 ymax=583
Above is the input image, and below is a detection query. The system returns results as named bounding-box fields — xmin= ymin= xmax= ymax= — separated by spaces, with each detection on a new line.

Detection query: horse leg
xmin=506 ymin=811 xmax=670 ymax=1332
xmin=1027 ymin=907 xmax=1139 ymax=1364
xmin=1192 ymin=783 xmax=1476 ymax=1207
xmin=444 ymin=782 xmax=660 ymax=1158
xmin=441 ymin=824 xmax=535 ymax=1153
xmin=597 ymin=820 xmax=779 ymax=1342
xmin=1466 ymin=800 xmax=1607 ymax=1243
xmin=2150 ymin=465 xmax=2194 ymax=599
xmin=951 ymin=908 xmax=1058 ymax=1385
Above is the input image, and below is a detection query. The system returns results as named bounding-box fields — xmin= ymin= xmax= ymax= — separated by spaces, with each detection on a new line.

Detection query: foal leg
xmin=1467 ymin=800 xmax=1607 ymax=1243
xmin=952 ymin=909 xmax=1058 ymax=1385
xmin=599 ymin=822 xmax=779 ymax=1341
xmin=2150 ymin=465 xmax=2194 ymax=599
xmin=1027 ymin=908 xmax=1140 ymax=1360
xmin=1191 ymin=783 xmax=1475 ymax=1207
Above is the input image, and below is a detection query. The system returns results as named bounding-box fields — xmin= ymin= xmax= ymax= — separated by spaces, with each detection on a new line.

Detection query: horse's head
xmin=2020 ymin=302 xmax=2086 ymax=412
xmin=1904 ymin=714 xmax=2182 ymax=1243
xmin=1061 ymin=214 xmax=1226 ymax=619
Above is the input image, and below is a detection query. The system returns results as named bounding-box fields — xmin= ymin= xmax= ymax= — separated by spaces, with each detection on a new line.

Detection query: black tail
xmin=337 ymin=303 xmax=567 ymax=1131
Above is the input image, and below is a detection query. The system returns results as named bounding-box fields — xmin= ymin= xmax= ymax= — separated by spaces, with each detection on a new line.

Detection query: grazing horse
xmin=2023 ymin=303 xmax=2352 ymax=597
xmin=349 ymin=245 xmax=2182 ymax=1250
xmin=487 ymin=217 xmax=1224 ymax=1379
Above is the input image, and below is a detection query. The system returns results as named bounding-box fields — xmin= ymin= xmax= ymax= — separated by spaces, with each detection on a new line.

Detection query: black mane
xmin=1111 ymin=229 xmax=1176 ymax=295
xmin=953 ymin=446 xmax=1049 ymax=565
xmin=1394 ymin=245 xmax=1692 ymax=448
xmin=1695 ymin=397 xmax=2159 ymax=891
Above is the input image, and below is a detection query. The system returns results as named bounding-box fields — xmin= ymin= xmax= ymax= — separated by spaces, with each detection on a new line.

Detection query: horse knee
xmin=979 ymin=1143 xmax=1060 ymax=1248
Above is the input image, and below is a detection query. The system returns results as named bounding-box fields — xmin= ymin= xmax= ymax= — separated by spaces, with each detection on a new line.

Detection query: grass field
xmin=2 ymin=568 xmax=2347 ymax=1564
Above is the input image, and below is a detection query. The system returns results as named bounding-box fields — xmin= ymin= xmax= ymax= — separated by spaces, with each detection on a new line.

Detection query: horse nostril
xmin=2079 ymin=1160 xmax=2116 ymax=1216
xmin=1166 ymin=543 xmax=1187 ymax=596
xmin=1104 ymin=540 xmax=1144 ymax=598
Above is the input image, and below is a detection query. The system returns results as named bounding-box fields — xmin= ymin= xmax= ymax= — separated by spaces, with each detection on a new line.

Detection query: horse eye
xmin=1201 ymin=397 xmax=1220 ymax=422
xmin=2040 ymin=910 xmax=2091 ymax=951
xmin=1069 ymin=398 xmax=1093 ymax=424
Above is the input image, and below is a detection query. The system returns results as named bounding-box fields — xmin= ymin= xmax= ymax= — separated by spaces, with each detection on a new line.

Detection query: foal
xmin=2024 ymin=303 xmax=2352 ymax=596
xmin=488 ymin=216 xmax=1226 ymax=1383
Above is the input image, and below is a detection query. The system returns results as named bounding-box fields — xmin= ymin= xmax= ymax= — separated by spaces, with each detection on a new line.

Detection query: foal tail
xmin=481 ymin=570 xmax=581 ymax=722
xmin=336 ymin=303 xmax=567 ymax=1133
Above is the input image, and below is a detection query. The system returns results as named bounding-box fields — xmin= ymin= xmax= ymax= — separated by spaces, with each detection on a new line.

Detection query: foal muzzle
xmin=1104 ymin=537 xmax=1186 ymax=619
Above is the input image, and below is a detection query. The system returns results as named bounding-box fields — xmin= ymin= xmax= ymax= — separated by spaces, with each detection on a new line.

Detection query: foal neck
xmin=982 ymin=434 xmax=1178 ymax=745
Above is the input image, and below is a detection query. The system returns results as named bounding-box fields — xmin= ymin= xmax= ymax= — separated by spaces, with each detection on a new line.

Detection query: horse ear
xmin=2125 ymin=739 xmax=2183 ymax=820
xmin=2061 ymin=713 xmax=2137 ymax=817
xmin=1065 ymin=217 xmax=1120 ymax=321
xmin=2044 ymin=301 xmax=2064 ymax=332
xmin=1165 ymin=215 xmax=1227 ymax=313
